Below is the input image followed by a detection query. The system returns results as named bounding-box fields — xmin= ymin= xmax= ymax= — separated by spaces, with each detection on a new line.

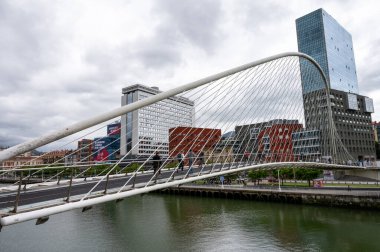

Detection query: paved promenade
xmin=180 ymin=183 xmax=380 ymax=197
xmin=162 ymin=183 xmax=380 ymax=209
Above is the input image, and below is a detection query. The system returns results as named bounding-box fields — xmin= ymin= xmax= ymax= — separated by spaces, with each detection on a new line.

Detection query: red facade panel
xmin=169 ymin=127 xmax=221 ymax=157
xmin=257 ymin=123 xmax=303 ymax=162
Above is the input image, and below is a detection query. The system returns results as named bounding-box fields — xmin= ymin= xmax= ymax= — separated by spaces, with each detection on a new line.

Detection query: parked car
xmin=266 ymin=176 xmax=278 ymax=183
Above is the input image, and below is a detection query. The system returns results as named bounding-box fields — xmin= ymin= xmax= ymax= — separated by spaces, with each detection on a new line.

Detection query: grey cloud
xmin=0 ymin=134 xmax=25 ymax=147
xmin=358 ymin=39 xmax=380 ymax=93
xmin=0 ymin=112 xmax=43 ymax=146
xmin=0 ymin=1 xmax=59 ymax=96
xmin=83 ymin=50 xmax=130 ymax=88
xmin=84 ymin=0 xmax=223 ymax=81
xmin=237 ymin=0 xmax=292 ymax=31
xmin=360 ymin=71 xmax=380 ymax=93
xmin=83 ymin=35 xmax=182 ymax=85
xmin=153 ymin=0 xmax=223 ymax=53
xmin=132 ymin=41 xmax=182 ymax=68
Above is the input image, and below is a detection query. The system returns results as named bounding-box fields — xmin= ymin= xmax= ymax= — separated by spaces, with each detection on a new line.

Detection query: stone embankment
xmin=158 ymin=184 xmax=380 ymax=210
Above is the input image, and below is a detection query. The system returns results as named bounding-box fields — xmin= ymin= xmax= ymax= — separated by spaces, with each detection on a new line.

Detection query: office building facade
xmin=296 ymin=8 xmax=359 ymax=94
xmin=235 ymin=119 xmax=303 ymax=162
xmin=77 ymin=139 xmax=93 ymax=163
xmin=42 ymin=150 xmax=74 ymax=165
xmin=329 ymin=90 xmax=375 ymax=160
xmin=292 ymin=129 xmax=321 ymax=161
xmin=168 ymin=127 xmax=221 ymax=157
xmin=120 ymin=84 xmax=194 ymax=157
xmin=296 ymin=9 xmax=376 ymax=162
xmin=1 ymin=151 xmax=44 ymax=168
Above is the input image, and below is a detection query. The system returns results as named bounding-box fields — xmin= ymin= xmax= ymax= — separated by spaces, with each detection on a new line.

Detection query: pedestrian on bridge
xmin=244 ymin=151 xmax=250 ymax=163
xmin=198 ymin=151 xmax=204 ymax=169
xmin=177 ymin=152 xmax=185 ymax=172
xmin=187 ymin=150 xmax=194 ymax=173
xmin=152 ymin=151 xmax=161 ymax=175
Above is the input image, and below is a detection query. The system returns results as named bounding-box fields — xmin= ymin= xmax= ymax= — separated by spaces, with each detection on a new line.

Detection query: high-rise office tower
xmin=120 ymin=84 xmax=194 ymax=157
xmin=296 ymin=8 xmax=375 ymax=162
xmin=296 ymin=8 xmax=359 ymax=94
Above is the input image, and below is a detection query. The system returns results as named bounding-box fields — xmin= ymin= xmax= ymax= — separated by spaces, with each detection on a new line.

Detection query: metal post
xmin=84 ymin=166 xmax=89 ymax=181
xmin=278 ymin=170 xmax=281 ymax=191
xmin=57 ymin=174 xmax=61 ymax=185
xmin=23 ymin=175 xmax=30 ymax=191
xmin=12 ymin=171 xmax=23 ymax=213
xmin=132 ymin=173 xmax=137 ymax=188
xmin=103 ymin=174 xmax=110 ymax=194
xmin=59 ymin=168 xmax=67 ymax=185
xmin=65 ymin=168 xmax=74 ymax=202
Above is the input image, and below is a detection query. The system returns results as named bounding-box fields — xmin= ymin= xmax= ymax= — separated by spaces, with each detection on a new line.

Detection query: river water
xmin=1 ymin=194 xmax=380 ymax=251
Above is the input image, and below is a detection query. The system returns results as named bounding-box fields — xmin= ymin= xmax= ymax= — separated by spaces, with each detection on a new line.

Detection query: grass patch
xmin=281 ymin=182 xmax=380 ymax=188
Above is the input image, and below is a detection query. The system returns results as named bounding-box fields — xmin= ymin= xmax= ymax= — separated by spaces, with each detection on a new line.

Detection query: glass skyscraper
xmin=296 ymin=8 xmax=359 ymax=94
xmin=296 ymin=9 xmax=376 ymax=162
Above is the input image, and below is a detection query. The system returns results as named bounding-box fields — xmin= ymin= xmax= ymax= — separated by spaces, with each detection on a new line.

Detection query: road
xmin=0 ymin=163 xmax=228 ymax=213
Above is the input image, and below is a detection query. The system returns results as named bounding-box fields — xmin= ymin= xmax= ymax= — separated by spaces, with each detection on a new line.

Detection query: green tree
xmin=224 ymin=173 xmax=238 ymax=184
xmin=279 ymin=167 xmax=294 ymax=185
xmin=284 ymin=168 xmax=295 ymax=178
xmin=248 ymin=169 xmax=268 ymax=185
xmin=375 ymin=141 xmax=380 ymax=159
xmin=124 ymin=163 xmax=142 ymax=174
xmin=295 ymin=168 xmax=322 ymax=187
xmin=270 ymin=169 xmax=286 ymax=185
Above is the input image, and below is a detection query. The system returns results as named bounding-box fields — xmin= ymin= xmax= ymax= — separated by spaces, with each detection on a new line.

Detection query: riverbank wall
xmin=157 ymin=185 xmax=380 ymax=210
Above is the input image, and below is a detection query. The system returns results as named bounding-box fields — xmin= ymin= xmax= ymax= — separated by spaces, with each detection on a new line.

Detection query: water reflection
xmin=0 ymin=194 xmax=380 ymax=251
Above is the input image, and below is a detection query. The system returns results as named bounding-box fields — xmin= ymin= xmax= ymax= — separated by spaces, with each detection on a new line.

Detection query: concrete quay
xmin=158 ymin=184 xmax=380 ymax=210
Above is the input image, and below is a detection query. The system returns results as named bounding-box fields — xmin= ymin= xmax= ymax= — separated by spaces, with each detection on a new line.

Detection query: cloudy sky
xmin=0 ymin=0 xmax=379 ymax=148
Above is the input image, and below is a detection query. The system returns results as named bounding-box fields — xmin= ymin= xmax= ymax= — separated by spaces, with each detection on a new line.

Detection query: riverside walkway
xmin=160 ymin=183 xmax=380 ymax=209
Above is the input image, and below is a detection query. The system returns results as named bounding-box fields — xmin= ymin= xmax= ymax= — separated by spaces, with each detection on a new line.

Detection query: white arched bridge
xmin=0 ymin=52 xmax=377 ymax=229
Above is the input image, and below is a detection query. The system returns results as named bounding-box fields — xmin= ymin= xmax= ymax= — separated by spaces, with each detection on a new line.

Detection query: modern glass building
xmin=296 ymin=9 xmax=376 ymax=162
xmin=296 ymin=8 xmax=359 ymax=94
xmin=120 ymin=84 xmax=194 ymax=157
